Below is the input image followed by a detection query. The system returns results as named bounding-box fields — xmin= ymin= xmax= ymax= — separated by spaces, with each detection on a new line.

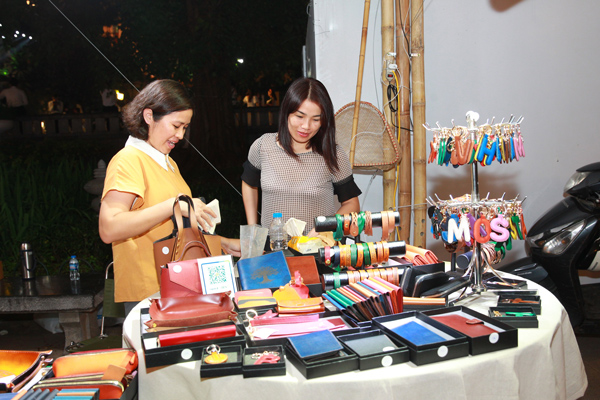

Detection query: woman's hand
xmin=220 ymin=237 xmax=241 ymax=257
xmin=178 ymin=197 xmax=217 ymax=232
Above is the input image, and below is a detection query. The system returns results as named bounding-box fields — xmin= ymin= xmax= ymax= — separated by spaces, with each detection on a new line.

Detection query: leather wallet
xmin=287 ymin=329 xmax=343 ymax=359
xmin=430 ymin=314 xmax=499 ymax=337
xmin=158 ymin=323 xmax=237 ymax=347
xmin=146 ymin=293 xmax=237 ymax=328
xmin=391 ymin=321 xmax=446 ymax=346
xmin=277 ymin=297 xmax=325 ymax=314
xmin=0 ymin=350 xmax=52 ymax=393
xmin=285 ymin=256 xmax=320 ymax=284
xmin=237 ymin=251 xmax=292 ymax=290
xmin=52 ymin=348 xmax=137 ymax=377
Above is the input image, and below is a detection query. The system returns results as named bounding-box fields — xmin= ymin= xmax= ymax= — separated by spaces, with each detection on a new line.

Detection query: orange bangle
xmin=388 ymin=211 xmax=396 ymax=236
xmin=376 ymin=242 xmax=384 ymax=264
xmin=365 ymin=211 xmax=372 ymax=236
xmin=356 ymin=244 xmax=364 ymax=268
xmin=359 ymin=270 xmax=369 ymax=282
xmin=381 ymin=211 xmax=389 ymax=241
xmin=367 ymin=243 xmax=377 ymax=266
xmin=339 ymin=245 xmax=346 ymax=267
xmin=381 ymin=240 xmax=389 ymax=263
xmin=345 ymin=245 xmax=352 ymax=268
xmin=373 ymin=268 xmax=382 ymax=279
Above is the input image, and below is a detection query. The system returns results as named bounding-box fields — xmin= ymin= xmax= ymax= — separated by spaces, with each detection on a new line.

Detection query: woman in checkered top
xmin=241 ymin=77 xmax=361 ymax=236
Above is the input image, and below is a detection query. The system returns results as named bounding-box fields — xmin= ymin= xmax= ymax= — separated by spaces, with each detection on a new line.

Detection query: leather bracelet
xmin=391 ymin=267 xmax=398 ymax=286
xmin=381 ymin=211 xmax=389 ymax=241
xmin=353 ymin=270 xmax=360 ymax=284
xmin=347 ymin=269 xmax=355 ymax=284
xmin=334 ymin=214 xmax=344 ymax=241
xmin=381 ymin=240 xmax=389 ymax=263
xmin=338 ymin=245 xmax=345 ymax=268
xmin=343 ymin=214 xmax=351 ymax=236
xmin=362 ymin=243 xmax=371 ymax=266
xmin=375 ymin=242 xmax=384 ymax=264
xmin=365 ymin=211 xmax=373 ymax=236
xmin=359 ymin=269 xmax=368 ymax=282
xmin=373 ymin=268 xmax=382 ymax=279
xmin=350 ymin=244 xmax=358 ymax=267
xmin=333 ymin=272 xmax=341 ymax=289
xmin=350 ymin=212 xmax=359 ymax=237
xmin=343 ymin=245 xmax=351 ymax=268
xmin=357 ymin=212 xmax=365 ymax=235
xmin=356 ymin=244 xmax=364 ymax=268
xmin=388 ymin=211 xmax=396 ymax=238
xmin=380 ymin=267 xmax=389 ymax=282
xmin=368 ymin=242 xmax=377 ymax=265
xmin=324 ymin=246 xmax=331 ymax=266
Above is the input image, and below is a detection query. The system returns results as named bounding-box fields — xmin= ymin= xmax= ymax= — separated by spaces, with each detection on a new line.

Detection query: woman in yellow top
xmin=99 ymin=80 xmax=240 ymax=310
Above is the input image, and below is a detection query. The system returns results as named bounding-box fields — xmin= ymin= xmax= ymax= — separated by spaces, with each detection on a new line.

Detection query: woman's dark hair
xmin=278 ymin=77 xmax=339 ymax=172
xmin=122 ymin=79 xmax=194 ymax=140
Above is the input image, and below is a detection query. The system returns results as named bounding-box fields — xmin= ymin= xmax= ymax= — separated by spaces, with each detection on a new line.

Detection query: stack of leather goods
xmin=30 ymin=348 xmax=138 ymax=400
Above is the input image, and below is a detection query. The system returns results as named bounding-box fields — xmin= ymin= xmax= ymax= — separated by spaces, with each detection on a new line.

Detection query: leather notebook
xmin=391 ymin=321 xmax=446 ymax=346
xmin=237 ymin=251 xmax=292 ymax=290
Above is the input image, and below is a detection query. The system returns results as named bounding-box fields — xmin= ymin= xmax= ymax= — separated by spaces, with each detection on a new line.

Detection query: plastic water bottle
xmin=69 ymin=255 xmax=80 ymax=281
xmin=269 ymin=212 xmax=287 ymax=251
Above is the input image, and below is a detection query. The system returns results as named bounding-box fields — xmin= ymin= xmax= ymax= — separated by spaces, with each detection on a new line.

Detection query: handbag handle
xmin=174 ymin=240 xmax=212 ymax=262
xmin=172 ymin=195 xmax=204 ymax=261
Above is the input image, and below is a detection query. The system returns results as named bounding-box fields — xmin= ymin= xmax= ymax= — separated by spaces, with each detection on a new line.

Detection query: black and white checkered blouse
xmin=242 ymin=132 xmax=362 ymax=235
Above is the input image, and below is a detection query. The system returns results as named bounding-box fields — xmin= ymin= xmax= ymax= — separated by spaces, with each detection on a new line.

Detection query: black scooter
xmin=503 ymin=162 xmax=600 ymax=328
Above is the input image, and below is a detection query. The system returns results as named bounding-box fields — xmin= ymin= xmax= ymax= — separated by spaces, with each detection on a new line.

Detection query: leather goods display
xmin=0 ymin=350 xmax=52 ymax=393
xmin=277 ymin=297 xmax=325 ymax=314
xmin=287 ymin=329 xmax=343 ymax=359
xmin=158 ymin=323 xmax=237 ymax=347
xmin=34 ymin=348 xmax=138 ymax=400
xmin=52 ymin=348 xmax=137 ymax=378
xmin=323 ymin=276 xmax=403 ymax=322
xmin=153 ymin=195 xmax=211 ymax=281
xmin=237 ymin=251 xmax=292 ymax=290
xmin=145 ymin=293 xmax=237 ymax=328
xmin=430 ymin=314 xmax=499 ymax=337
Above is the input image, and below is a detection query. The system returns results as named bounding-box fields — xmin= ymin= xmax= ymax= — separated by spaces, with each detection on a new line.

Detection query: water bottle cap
xmin=70 ymin=255 xmax=76 ymax=258
xmin=273 ymin=212 xmax=282 ymax=218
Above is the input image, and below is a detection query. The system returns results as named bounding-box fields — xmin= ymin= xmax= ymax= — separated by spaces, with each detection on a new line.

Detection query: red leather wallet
xmin=157 ymin=323 xmax=237 ymax=347
xmin=431 ymin=314 xmax=499 ymax=337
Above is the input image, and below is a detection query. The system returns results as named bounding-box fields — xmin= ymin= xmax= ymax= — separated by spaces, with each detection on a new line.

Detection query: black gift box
xmin=285 ymin=341 xmax=359 ymax=379
xmin=242 ymin=345 xmax=287 ymax=378
xmin=423 ymin=306 xmax=518 ymax=355
xmin=336 ymin=329 xmax=410 ymax=370
xmin=199 ymin=344 xmax=244 ymax=378
xmin=372 ymin=311 xmax=469 ymax=366
xmin=497 ymin=293 xmax=542 ymax=315
xmin=489 ymin=306 xmax=539 ymax=328
xmin=140 ymin=307 xmax=247 ymax=368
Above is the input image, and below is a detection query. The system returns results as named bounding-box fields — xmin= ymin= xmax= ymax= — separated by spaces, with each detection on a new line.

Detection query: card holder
xmin=287 ymin=330 xmax=343 ymax=359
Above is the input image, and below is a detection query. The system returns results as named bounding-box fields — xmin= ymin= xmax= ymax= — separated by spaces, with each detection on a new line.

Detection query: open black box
xmin=199 ymin=344 xmax=244 ymax=378
xmin=140 ymin=307 xmax=247 ymax=368
xmin=372 ymin=311 xmax=469 ymax=366
xmin=497 ymin=293 xmax=542 ymax=315
xmin=489 ymin=305 xmax=539 ymax=328
xmin=285 ymin=338 xmax=359 ymax=380
xmin=242 ymin=345 xmax=287 ymax=378
xmin=423 ymin=306 xmax=518 ymax=355
xmin=336 ymin=329 xmax=410 ymax=370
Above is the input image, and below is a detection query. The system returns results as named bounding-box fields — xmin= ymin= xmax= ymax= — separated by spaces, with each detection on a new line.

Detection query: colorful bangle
xmin=381 ymin=211 xmax=389 ymax=241
xmin=381 ymin=240 xmax=389 ymax=263
xmin=368 ymin=242 xmax=377 ymax=265
xmin=365 ymin=211 xmax=373 ymax=236
xmin=334 ymin=214 xmax=344 ymax=241
xmin=350 ymin=244 xmax=357 ymax=267
xmin=356 ymin=244 xmax=364 ymax=268
xmin=343 ymin=214 xmax=351 ymax=236
xmin=350 ymin=212 xmax=359 ymax=237
xmin=324 ymin=246 xmax=331 ymax=266
xmin=362 ymin=243 xmax=371 ymax=266
xmin=333 ymin=272 xmax=341 ymax=289
xmin=357 ymin=212 xmax=365 ymax=235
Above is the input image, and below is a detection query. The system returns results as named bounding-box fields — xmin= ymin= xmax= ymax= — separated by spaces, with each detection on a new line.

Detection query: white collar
xmin=125 ymin=136 xmax=175 ymax=172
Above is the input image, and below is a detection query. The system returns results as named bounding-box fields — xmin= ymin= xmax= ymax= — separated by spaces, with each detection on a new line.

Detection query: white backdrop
xmin=306 ymin=0 xmax=600 ymax=265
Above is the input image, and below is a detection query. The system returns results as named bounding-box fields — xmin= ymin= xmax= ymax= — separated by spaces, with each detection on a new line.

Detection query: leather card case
xmin=237 ymin=251 xmax=292 ymax=290
xmin=287 ymin=329 xmax=343 ymax=360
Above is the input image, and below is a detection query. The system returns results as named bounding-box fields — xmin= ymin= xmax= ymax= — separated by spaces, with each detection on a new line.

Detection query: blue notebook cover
xmin=288 ymin=329 xmax=344 ymax=359
xmin=391 ymin=321 xmax=446 ymax=346
xmin=237 ymin=251 xmax=292 ymax=290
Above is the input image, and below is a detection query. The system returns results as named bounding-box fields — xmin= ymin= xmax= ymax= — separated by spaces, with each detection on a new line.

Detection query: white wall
xmin=308 ymin=0 xmax=600 ymax=264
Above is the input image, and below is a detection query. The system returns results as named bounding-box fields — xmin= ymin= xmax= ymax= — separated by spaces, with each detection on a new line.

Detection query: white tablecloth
xmin=123 ymin=280 xmax=588 ymax=400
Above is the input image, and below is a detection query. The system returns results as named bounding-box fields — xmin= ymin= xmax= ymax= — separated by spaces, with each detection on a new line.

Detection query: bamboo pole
xmin=397 ymin=0 xmax=412 ymax=242
xmin=349 ymin=0 xmax=371 ymax=167
xmin=381 ymin=0 xmax=396 ymax=240
xmin=411 ymin=0 xmax=427 ymax=248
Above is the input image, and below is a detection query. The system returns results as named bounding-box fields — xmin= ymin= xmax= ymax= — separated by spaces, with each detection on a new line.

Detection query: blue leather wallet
xmin=391 ymin=321 xmax=446 ymax=346
xmin=288 ymin=329 xmax=343 ymax=359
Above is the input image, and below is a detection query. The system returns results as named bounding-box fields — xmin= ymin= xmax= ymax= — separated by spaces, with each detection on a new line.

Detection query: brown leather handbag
xmin=145 ymin=292 xmax=237 ymax=328
xmin=153 ymin=195 xmax=211 ymax=281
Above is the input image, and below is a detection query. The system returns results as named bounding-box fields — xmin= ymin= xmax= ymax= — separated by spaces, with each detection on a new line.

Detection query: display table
xmin=122 ymin=279 xmax=587 ymax=400
xmin=0 ymin=274 xmax=104 ymax=349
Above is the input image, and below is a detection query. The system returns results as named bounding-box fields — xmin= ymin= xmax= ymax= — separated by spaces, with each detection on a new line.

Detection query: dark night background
xmin=0 ymin=0 xmax=310 ymax=276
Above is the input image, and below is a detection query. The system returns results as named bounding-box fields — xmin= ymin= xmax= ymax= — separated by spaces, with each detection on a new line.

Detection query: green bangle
xmin=334 ymin=214 xmax=344 ymax=241
xmin=333 ymin=272 xmax=341 ymax=289
xmin=357 ymin=212 xmax=365 ymax=234
xmin=362 ymin=243 xmax=371 ymax=266
xmin=350 ymin=244 xmax=357 ymax=267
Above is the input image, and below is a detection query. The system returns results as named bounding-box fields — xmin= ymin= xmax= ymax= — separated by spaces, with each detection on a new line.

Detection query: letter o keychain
xmin=204 ymin=344 xmax=228 ymax=364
